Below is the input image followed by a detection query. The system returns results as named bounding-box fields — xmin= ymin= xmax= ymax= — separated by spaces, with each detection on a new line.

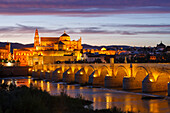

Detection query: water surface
xmin=1 ymin=77 xmax=170 ymax=113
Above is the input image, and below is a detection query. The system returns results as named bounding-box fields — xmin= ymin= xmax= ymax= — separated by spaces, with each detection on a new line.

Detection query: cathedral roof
xmin=61 ymin=31 xmax=70 ymax=37
xmin=41 ymin=37 xmax=59 ymax=41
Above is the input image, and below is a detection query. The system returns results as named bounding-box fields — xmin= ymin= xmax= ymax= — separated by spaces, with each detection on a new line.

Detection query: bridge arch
xmin=98 ymin=65 xmax=110 ymax=85
xmin=142 ymin=71 xmax=170 ymax=92
xmin=155 ymin=71 xmax=170 ymax=83
xmin=52 ymin=67 xmax=63 ymax=81
xmin=134 ymin=66 xmax=149 ymax=81
xmin=99 ymin=65 xmax=110 ymax=78
xmin=115 ymin=65 xmax=129 ymax=77
xmin=84 ymin=65 xmax=95 ymax=77
xmin=70 ymin=66 xmax=79 ymax=74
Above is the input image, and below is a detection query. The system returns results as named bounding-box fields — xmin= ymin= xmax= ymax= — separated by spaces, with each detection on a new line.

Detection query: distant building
xmin=166 ymin=46 xmax=170 ymax=54
xmin=0 ymin=43 xmax=11 ymax=60
xmin=83 ymin=47 xmax=116 ymax=55
xmin=156 ymin=41 xmax=166 ymax=51
xmin=13 ymin=29 xmax=82 ymax=66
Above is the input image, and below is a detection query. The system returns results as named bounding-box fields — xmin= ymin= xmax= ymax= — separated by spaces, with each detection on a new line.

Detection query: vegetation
xmin=0 ymin=83 xmax=133 ymax=113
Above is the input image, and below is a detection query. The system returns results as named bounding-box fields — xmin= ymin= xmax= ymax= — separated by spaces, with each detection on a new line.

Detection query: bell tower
xmin=34 ymin=29 xmax=39 ymax=47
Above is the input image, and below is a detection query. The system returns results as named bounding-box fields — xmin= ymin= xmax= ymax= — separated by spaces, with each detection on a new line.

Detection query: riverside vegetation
xmin=0 ymin=83 xmax=133 ymax=113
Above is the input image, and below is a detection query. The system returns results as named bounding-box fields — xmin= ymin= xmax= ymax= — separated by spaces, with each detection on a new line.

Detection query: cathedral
xmin=13 ymin=29 xmax=82 ymax=66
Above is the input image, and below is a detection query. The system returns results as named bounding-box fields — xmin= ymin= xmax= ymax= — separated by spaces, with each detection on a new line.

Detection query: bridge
xmin=32 ymin=59 xmax=170 ymax=92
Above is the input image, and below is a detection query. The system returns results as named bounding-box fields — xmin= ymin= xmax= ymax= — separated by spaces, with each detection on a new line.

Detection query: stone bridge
xmin=32 ymin=60 xmax=170 ymax=92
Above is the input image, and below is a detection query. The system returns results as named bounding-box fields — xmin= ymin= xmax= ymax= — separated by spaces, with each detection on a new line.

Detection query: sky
xmin=0 ymin=0 xmax=170 ymax=46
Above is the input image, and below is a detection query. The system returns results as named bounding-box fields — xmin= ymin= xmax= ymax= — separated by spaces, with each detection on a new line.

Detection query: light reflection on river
xmin=1 ymin=78 xmax=170 ymax=113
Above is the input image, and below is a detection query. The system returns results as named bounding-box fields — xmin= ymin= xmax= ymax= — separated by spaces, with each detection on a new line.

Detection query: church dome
xmin=60 ymin=31 xmax=70 ymax=41
xmin=157 ymin=41 xmax=166 ymax=48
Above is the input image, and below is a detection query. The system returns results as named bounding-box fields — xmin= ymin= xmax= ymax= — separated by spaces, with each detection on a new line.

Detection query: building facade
xmin=0 ymin=43 xmax=11 ymax=60
xmin=13 ymin=29 xmax=82 ymax=66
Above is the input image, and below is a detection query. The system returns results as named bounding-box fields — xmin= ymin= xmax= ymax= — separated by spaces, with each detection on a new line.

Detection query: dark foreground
xmin=0 ymin=83 xmax=132 ymax=113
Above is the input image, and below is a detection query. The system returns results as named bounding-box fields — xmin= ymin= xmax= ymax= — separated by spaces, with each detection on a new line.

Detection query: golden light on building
xmin=28 ymin=68 xmax=32 ymax=71
xmin=149 ymin=79 xmax=153 ymax=82
xmin=41 ymin=70 xmax=44 ymax=72
xmin=47 ymin=70 xmax=50 ymax=73
xmin=6 ymin=62 xmax=12 ymax=66
xmin=101 ymin=47 xmax=106 ymax=51
xmin=80 ymin=72 xmax=83 ymax=75
xmin=93 ymin=74 xmax=97 ymax=77
xmin=67 ymin=71 xmax=70 ymax=74
xmin=57 ymin=71 xmax=60 ymax=73
xmin=106 ymin=74 xmax=111 ymax=76
xmin=13 ymin=29 xmax=82 ymax=66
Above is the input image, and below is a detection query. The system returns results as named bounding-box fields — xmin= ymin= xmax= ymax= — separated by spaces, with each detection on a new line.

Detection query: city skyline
xmin=0 ymin=0 xmax=170 ymax=46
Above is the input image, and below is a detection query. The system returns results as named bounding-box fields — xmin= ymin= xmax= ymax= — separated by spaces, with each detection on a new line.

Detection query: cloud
xmin=0 ymin=0 xmax=170 ymax=15
xmin=0 ymin=24 xmax=170 ymax=36
xmin=102 ymin=24 xmax=170 ymax=28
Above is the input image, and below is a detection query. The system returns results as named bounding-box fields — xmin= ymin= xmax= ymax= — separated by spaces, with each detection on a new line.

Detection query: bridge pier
xmin=40 ymin=70 xmax=45 ymax=79
xmin=142 ymin=74 xmax=168 ymax=92
xmin=32 ymin=71 xmax=36 ymax=78
xmin=75 ymin=70 xmax=87 ymax=84
xmin=52 ymin=68 xmax=63 ymax=81
xmin=123 ymin=77 xmax=142 ymax=90
xmin=105 ymin=76 xmax=115 ymax=87
xmin=89 ymin=71 xmax=100 ymax=85
xmin=168 ymin=83 xmax=170 ymax=96
xmin=63 ymin=69 xmax=75 ymax=83
xmin=105 ymin=76 xmax=124 ymax=87
xmin=32 ymin=70 xmax=41 ymax=78
xmin=45 ymin=71 xmax=52 ymax=80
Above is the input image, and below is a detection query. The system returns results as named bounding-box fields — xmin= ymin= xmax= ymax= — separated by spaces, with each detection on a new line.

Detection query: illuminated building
xmin=13 ymin=29 xmax=82 ymax=66
xmin=82 ymin=47 xmax=116 ymax=55
xmin=0 ymin=42 xmax=11 ymax=60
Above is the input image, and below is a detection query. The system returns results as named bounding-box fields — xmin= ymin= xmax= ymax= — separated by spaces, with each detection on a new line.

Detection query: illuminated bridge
xmin=32 ymin=59 xmax=170 ymax=92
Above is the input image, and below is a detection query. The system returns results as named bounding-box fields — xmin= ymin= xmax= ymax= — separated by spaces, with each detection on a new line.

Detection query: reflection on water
xmin=105 ymin=93 xmax=112 ymax=109
xmin=1 ymin=79 xmax=4 ymax=84
xmin=1 ymin=78 xmax=170 ymax=113
xmin=46 ymin=81 xmax=50 ymax=92
xmin=149 ymin=100 xmax=159 ymax=113
xmin=40 ymin=80 xmax=44 ymax=91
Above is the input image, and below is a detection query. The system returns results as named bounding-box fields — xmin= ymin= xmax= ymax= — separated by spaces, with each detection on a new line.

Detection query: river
xmin=1 ymin=77 xmax=170 ymax=113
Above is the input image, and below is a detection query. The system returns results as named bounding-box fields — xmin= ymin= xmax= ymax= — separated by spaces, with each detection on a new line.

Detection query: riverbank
xmin=1 ymin=77 xmax=170 ymax=112
xmin=0 ymin=83 xmax=133 ymax=113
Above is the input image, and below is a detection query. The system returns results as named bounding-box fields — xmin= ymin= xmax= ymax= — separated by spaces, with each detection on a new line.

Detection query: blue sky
xmin=0 ymin=0 xmax=170 ymax=46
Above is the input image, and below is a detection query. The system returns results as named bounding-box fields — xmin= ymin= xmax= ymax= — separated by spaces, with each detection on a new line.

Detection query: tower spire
xmin=34 ymin=29 xmax=39 ymax=47
xmin=35 ymin=29 xmax=39 ymax=37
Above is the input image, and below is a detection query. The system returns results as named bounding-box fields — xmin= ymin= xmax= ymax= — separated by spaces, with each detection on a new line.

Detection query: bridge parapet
xmin=32 ymin=63 xmax=170 ymax=92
